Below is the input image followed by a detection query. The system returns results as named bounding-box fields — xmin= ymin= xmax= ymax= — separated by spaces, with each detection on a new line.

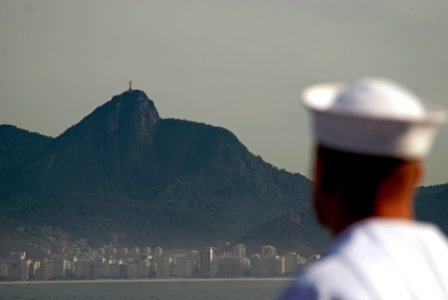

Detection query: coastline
xmin=0 ymin=277 xmax=293 ymax=285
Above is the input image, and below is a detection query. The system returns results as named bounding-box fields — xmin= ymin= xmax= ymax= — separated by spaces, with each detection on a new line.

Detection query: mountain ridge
xmin=0 ymin=89 xmax=325 ymax=257
xmin=2 ymin=89 xmax=447 ymax=258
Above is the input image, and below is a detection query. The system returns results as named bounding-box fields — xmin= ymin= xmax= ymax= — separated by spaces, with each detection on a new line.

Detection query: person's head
xmin=312 ymin=145 xmax=422 ymax=234
xmin=302 ymin=78 xmax=445 ymax=234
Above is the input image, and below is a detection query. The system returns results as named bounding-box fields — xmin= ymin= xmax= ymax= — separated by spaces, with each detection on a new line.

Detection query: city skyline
xmin=0 ymin=241 xmax=318 ymax=281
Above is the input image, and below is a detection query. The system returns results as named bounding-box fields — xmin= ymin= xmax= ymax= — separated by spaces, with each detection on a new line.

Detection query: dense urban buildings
xmin=0 ymin=241 xmax=320 ymax=281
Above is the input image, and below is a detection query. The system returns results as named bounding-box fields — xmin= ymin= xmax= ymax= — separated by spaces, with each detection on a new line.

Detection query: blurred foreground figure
xmin=280 ymin=78 xmax=448 ymax=299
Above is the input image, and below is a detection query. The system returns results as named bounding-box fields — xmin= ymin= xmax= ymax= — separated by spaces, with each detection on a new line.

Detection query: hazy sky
xmin=1 ymin=0 xmax=447 ymax=185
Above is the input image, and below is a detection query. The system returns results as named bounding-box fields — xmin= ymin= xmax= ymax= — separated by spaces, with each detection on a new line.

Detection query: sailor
xmin=280 ymin=78 xmax=448 ymax=299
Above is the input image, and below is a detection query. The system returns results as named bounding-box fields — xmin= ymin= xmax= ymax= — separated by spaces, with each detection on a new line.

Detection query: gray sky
xmin=1 ymin=0 xmax=447 ymax=185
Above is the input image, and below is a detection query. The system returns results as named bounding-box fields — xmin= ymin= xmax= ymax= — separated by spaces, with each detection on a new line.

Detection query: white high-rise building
xmin=73 ymin=259 xmax=88 ymax=279
xmin=199 ymin=247 xmax=215 ymax=275
xmin=0 ymin=260 xmax=9 ymax=279
xmin=260 ymin=255 xmax=285 ymax=276
xmin=7 ymin=252 xmax=26 ymax=280
xmin=101 ymin=259 xmax=112 ymax=278
xmin=284 ymin=252 xmax=298 ymax=274
xmin=20 ymin=259 xmax=32 ymax=281
xmin=158 ymin=256 xmax=173 ymax=278
xmin=153 ymin=247 xmax=163 ymax=257
xmin=63 ymin=260 xmax=73 ymax=277
xmin=232 ymin=244 xmax=246 ymax=258
xmin=89 ymin=259 xmax=103 ymax=279
xmin=250 ymin=254 xmax=261 ymax=277
xmin=32 ymin=261 xmax=41 ymax=279
xmin=53 ymin=260 xmax=67 ymax=279
xmin=173 ymin=256 xmax=193 ymax=278
xmin=109 ymin=261 xmax=120 ymax=278
xmin=127 ymin=260 xmax=148 ymax=278
xmin=217 ymin=256 xmax=249 ymax=277
xmin=41 ymin=260 xmax=55 ymax=280
xmin=261 ymin=245 xmax=276 ymax=257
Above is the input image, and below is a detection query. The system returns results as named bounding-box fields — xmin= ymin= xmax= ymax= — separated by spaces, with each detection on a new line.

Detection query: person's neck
xmin=331 ymin=213 xmax=413 ymax=236
xmin=372 ymin=202 xmax=413 ymax=219
xmin=372 ymin=177 xmax=415 ymax=219
xmin=330 ymin=195 xmax=414 ymax=236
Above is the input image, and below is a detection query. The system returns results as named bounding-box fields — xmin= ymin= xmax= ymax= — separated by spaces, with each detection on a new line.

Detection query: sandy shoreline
xmin=0 ymin=277 xmax=293 ymax=285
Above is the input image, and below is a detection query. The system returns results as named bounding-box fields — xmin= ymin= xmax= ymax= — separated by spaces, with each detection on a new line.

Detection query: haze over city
xmin=1 ymin=0 xmax=447 ymax=185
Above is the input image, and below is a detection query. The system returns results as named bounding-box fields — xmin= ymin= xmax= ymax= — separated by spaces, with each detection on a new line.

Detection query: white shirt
xmin=280 ymin=219 xmax=448 ymax=300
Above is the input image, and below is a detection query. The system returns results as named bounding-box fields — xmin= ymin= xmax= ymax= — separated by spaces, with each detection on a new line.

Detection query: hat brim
xmin=302 ymin=83 xmax=446 ymax=125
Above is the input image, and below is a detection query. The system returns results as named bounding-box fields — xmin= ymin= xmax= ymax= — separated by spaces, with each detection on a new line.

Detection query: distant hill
xmin=0 ymin=124 xmax=51 ymax=176
xmin=0 ymin=125 xmax=52 ymax=201
xmin=0 ymin=90 xmax=327 ymax=257
xmin=236 ymin=212 xmax=330 ymax=257
xmin=415 ymin=183 xmax=448 ymax=235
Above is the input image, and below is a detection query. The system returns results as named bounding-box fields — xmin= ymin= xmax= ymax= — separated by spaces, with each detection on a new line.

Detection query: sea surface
xmin=0 ymin=278 xmax=292 ymax=300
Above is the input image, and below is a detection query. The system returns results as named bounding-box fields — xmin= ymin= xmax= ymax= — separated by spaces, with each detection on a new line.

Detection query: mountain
xmin=1 ymin=89 xmax=448 ymax=258
xmin=236 ymin=212 xmax=330 ymax=257
xmin=0 ymin=125 xmax=51 ymax=176
xmin=415 ymin=183 xmax=448 ymax=235
xmin=0 ymin=89 xmax=326 ymax=257
xmin=0 ymin=125 xmax=52 ymax=200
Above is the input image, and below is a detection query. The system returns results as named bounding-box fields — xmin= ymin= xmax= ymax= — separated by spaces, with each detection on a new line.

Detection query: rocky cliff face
xmin=20 ymin=90 xmax=160 ymax=191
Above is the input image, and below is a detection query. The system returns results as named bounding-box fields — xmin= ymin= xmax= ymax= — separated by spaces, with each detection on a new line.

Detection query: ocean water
xmin=0 ymin=278 xmax=292 ymax=300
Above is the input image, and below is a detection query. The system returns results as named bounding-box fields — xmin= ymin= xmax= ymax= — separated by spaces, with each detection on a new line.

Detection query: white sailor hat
xmin=303 ymin=78 xmax=446 ymax=159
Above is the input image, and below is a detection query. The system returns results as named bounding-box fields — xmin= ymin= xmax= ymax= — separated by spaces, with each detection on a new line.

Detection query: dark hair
xmin=318 ymin=145 xmax=405 ymax=220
